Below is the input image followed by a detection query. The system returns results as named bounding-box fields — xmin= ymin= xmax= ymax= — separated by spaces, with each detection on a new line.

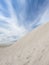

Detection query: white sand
xmin=0 ymin=22 xmax=49 ymax=65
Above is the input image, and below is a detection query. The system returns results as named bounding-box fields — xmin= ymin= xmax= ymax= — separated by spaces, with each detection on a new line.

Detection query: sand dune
xmin=0 ymin=22 xmax=49 ymax=65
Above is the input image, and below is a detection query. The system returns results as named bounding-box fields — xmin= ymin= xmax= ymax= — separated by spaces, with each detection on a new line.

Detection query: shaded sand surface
xmin=0 ymin=22 xmax=49 ymax=65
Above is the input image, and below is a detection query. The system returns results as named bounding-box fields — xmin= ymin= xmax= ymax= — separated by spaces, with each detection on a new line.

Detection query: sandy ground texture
xmin=0 ymin=22 xmax=49 ymax=65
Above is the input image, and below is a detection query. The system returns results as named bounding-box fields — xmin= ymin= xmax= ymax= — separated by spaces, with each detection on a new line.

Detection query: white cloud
xmin=29 ymin=5 xmax=49 ymax=30
xmin=39 ymin=8 xmax=49 ymax=24
xmin=17 ymin=0 xmax=26 ymax=5
xmin=0 ymin=0 xmax=49 ymax=45
xmin=0 ymin=0 xmax=27 ymax=44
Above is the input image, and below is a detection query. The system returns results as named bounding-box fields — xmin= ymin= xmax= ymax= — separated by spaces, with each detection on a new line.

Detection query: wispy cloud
xmin=0 ymin=0 xmax=49 ymax=44
xmin=0 ymin=0 xmax=27 ymax=44
xmin=38 ymin=8 xmax=49 ymax=24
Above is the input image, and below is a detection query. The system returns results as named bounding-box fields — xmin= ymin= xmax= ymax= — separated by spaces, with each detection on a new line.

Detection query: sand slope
xmin=0 ymin=22 xmax=49 ymax=65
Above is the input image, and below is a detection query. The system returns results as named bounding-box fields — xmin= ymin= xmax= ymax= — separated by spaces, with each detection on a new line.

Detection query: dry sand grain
xmin=0 ymin=22 xmax=49 ymax=65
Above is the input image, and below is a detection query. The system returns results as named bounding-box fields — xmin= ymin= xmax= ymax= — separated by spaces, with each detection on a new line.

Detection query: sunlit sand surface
xmin=0 ymin=22 xmax=49 ymax=65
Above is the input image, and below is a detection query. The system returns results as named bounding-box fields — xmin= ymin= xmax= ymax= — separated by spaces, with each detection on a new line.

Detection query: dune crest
xmin=0 ymin=22 xmax=49 ymax=65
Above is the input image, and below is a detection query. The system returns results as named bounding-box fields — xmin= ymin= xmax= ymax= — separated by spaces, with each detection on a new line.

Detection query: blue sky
xmin=0 ymin=0 xmax=49 ymax=44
